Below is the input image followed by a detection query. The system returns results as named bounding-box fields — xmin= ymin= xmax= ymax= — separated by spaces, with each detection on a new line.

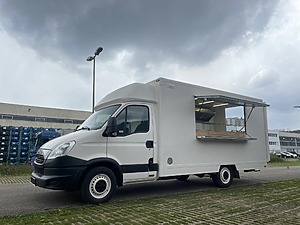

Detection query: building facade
xmin=0 ymin=102 xmax=91 ymax=131
xmin=224 ymin=118 xmax=300 ymax=154
xmin=268 ymin=130 xmax=300 ymax=154
xmin=0 ymin=102 xmax=92 ymax=164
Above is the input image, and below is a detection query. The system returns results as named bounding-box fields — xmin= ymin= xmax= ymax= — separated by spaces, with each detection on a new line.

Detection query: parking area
xmin=0 ymin=166 xmax=300 ymax=218
xmin=0 ymin=177 xmax=300 ymax=224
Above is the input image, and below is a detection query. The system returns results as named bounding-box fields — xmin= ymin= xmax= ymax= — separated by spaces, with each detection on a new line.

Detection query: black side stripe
xmin=121 ymin=163 xmax=159 ymax=173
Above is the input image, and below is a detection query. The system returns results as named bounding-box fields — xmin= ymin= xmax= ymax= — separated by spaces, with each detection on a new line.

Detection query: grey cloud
xmin=248 ymin=68 xmax=279 ymax=90
xmin=1 ymin=0 xmax=300 ymax=130
xmin=0 ymin=0 xmax=279 ymax=78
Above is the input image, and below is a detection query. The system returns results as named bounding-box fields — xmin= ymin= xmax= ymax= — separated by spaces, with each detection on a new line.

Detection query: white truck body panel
xmin=95 ymin=78 xmax=269 ymax=179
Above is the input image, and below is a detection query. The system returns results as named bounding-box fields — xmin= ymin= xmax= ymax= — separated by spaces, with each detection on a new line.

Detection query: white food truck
xmin=31 ymin=78 xmax=269 ymax=203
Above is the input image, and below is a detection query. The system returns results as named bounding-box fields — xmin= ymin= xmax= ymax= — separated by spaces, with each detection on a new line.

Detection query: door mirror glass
xmin=106 ymin=117 xmax=117 ymax=137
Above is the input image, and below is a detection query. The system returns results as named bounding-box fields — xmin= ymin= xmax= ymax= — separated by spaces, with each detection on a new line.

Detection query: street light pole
xmin=86 ymin=47 xmax=103 ymax=113
xmin=92 ymin=57 xmax=96 ymax=113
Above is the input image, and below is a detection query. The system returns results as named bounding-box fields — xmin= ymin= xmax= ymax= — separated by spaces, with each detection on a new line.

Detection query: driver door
xmin=106 ymin=104 xmax=156 ymax=183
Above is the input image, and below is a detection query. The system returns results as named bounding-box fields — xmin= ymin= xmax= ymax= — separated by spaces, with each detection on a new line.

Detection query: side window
xmin=127 ymin=106 xmax=149 ymax=134
xmin=115 ymin=105 xmax=149 ymax=136
xmin=115 ymin=109 xmax=127 ymax=136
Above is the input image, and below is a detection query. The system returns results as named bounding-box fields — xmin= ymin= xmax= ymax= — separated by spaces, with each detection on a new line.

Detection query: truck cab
xmin=31 ymin=83 xmax=159 ymax=203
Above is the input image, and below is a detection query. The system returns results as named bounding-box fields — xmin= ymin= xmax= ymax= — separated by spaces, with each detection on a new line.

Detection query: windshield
xmin=78 ymin=105 xmax=120 ymax=130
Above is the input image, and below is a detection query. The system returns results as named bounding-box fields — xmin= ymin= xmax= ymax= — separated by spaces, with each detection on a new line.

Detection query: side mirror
xmin=106 ymin=117 xmax=117 ymax=137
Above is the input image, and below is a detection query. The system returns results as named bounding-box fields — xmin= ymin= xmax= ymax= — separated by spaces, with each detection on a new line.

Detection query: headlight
xmin=47 ymin=141 xmax=76 ymax=159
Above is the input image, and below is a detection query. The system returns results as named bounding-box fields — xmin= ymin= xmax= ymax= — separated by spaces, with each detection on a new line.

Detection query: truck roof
xmin=95 ymin=82 xmax=157 ymax=109
xmin=95 ymin=77 xmax=268 ymax=110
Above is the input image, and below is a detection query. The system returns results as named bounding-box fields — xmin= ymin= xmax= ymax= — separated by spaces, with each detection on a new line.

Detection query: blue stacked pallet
xmin=32 ymin=127 xmax=44 ymax=137
xmin=29 ymin=127 xmax=43 ymax=163
xmin=31 ymin=128 xmax=48 ymax=163
xmin=0 ymin=126 xmax=10 ymax=164
xmin=0 ymin=126 xmax=60 ymax=165
xmin=19 ymin=127 xmax=32 ymax=164
xmin=29 ymin=128 xmax=61 ymax=165
xmin=8 ymin=126 xmax=21 ymax=164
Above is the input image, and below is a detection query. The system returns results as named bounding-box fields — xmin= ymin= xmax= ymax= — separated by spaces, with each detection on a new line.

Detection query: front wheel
xmin=81 ymin=167 xmax=117 ymax=204
xmin=212 ymin=166 xmax=233 ymax=188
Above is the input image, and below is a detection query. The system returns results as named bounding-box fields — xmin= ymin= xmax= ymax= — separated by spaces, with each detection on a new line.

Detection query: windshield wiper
xmin=76 ymin=126 xmax=91 ymax=131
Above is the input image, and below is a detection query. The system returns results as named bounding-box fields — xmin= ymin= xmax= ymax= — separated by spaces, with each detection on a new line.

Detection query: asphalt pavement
xmin=0 ymin=166 xmax=300 ymax=217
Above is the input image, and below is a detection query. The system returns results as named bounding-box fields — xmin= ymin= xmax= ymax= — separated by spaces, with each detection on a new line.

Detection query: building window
xmin=0 ymin=113 xmax=85 ymax=125
xmin=35 ymin=118 xmax=45 ymax=122
xmin=64 ymin=119 xmax=74 ymax=124
xmin=2 ymin=115 xmax=13 ymax=120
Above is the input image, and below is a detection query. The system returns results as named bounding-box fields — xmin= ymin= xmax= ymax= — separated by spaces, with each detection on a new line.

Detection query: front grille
xmin=35 ymin=153 xmax=45 ymax=164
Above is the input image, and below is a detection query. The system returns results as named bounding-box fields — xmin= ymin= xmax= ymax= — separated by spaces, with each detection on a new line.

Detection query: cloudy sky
xmin=0 ymin=0 xmax=299 ymax=130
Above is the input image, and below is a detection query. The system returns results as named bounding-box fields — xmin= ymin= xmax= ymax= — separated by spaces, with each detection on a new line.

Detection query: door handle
xmin=146 ymin=140 xmax=154 ymax=149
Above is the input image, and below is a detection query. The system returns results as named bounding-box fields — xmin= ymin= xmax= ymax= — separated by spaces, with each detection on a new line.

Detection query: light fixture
xmin=213 ymin=103 xmax=229 ymax=108
xmin=94 ymin=47 xmax=103 ymax=56
xmin=86 ymin=56 xmax=94 ymax=61
xmin=198 ymin=100 xmax=214 ymax=105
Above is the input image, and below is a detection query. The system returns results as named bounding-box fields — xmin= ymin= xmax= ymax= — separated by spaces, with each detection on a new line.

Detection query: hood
xmin=41 ymin=130 xmax=97 ymax=149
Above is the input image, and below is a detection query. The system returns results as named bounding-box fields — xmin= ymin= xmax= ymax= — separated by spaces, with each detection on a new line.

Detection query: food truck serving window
xmin=194 ymin=95 xmax=268 ymax=141
xmin=195 ymin=95 xmax=269 ymax=108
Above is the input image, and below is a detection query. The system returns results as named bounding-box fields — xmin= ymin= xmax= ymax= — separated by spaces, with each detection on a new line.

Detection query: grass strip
xmin=268 ymin=160 xmax=300 ymax=167
xmin=1 ymin=179 xmax=300 ymax=225
xmin=0 ymin=164 xmax=33 ymax=176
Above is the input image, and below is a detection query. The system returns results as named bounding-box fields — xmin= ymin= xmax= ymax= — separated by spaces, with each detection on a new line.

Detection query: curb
xmin=0 ymin=176 xmax=31 ymax=184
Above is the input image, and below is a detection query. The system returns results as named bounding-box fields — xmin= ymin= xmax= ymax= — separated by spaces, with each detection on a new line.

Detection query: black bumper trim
xmin=31 ymin=166 xmax=86 ymax=190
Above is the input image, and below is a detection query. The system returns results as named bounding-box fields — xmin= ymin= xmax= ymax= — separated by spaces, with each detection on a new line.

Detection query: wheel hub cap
xmin=89 ymin=174 xmax=111 ymax=199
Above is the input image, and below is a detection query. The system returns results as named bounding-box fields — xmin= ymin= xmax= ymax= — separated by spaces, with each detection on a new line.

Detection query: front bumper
xmin=31 ymin=166 xmax=86 ymax=190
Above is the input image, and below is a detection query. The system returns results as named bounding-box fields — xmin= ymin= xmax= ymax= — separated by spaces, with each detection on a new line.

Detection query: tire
xmin=176 ymin=175 xmax=189 ymax=181
xmin=212 ymin=166 xmax=233 ymax=188
xmin=81 ymin=167 xmax=117 ymax=204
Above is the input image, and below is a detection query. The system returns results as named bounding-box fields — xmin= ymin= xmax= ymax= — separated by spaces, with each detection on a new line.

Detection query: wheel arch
xmin=78 ymin=158 xmax=123 ymax=189
xmin=226 ymin=164 xmax=240 ymax=179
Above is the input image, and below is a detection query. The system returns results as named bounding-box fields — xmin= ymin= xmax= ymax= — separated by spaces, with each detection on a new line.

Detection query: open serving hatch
xmin=195 ymin=95 xmax=269 ymax=141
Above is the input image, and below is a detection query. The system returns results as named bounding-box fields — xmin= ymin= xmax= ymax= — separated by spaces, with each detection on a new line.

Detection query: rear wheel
xmin=81 ymin=167 xmax=116 ymax=204
xmin=212 ymin=166 xmax=233 ymax=188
